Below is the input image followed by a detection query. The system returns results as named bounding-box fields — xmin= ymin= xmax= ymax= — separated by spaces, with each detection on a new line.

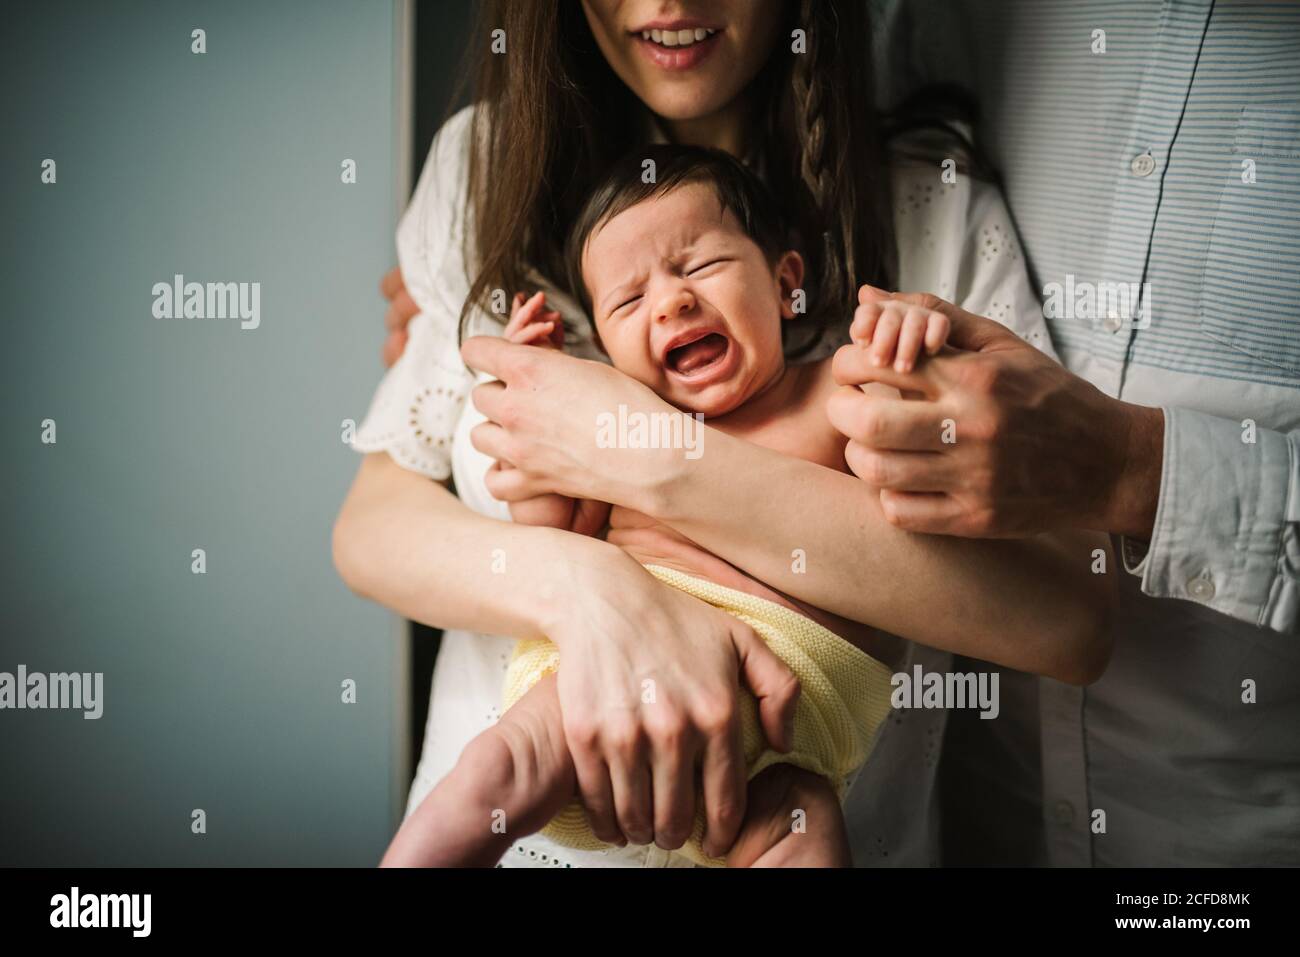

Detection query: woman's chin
xmin=642 ymin=86 xmax=737 ymax=125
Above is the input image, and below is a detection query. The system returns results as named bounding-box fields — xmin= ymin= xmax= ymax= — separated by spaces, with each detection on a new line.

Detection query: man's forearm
xmin=1100 ymin=401 xmax=1166 ymax=541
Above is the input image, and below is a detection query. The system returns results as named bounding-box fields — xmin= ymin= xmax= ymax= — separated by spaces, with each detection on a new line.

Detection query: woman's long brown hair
xmin=446 ymin=1 xmax=912 ymax=355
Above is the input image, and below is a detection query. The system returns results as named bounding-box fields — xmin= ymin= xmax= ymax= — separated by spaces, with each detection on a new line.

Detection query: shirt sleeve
xmin=350 ymin=105 xmax=481 ymax=480
xmin=1121 ymin=412 xmax=1300 ymax=634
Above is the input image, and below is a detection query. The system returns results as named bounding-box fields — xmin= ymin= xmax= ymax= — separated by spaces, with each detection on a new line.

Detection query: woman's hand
xmin=542 ymin=545 xmax=799 ymax=857
xmin=461 ymin=335 xmax=684 ymax=514
xmin=380 ymin=266 xmax=418 ymax=367
xmin=337 ymin=455 xmax=800 ymax=853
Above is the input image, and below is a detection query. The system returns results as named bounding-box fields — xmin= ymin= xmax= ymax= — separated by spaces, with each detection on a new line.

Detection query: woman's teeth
xmin=641 ymin=27 xmax=717 ymax=48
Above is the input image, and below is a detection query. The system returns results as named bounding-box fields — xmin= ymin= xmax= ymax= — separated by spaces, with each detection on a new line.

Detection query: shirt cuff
xmin=1136 ymin=406 xmax=1295 ymax=626
xmin=1118 ymin=534 xmax=1150 ymax=575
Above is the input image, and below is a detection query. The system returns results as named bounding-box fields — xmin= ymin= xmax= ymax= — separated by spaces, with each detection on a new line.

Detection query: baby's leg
xmin=725 ymin=764 xmax=852 ymax=868
xmin=381 ymin=674 xmax=575 ymax=867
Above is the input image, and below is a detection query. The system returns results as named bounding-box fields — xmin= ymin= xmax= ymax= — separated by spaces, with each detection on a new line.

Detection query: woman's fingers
xmin=462 ymin=334 xmax=548 ymax=384
xmin=647 ymin=708 xmax=697 ymax=850
xmin=699 ymin=716 xmax=746 ymax=858
xmin=731 ymin=626 xmax=799 ymax=753
xmin=483 ymin=459 xmax=548 ymax=502
xmin=468 ymin=417 xmax=512 ymax=461
xmin=606 ymin=717 xmax=654 ymax=845
xmin=469 ymin=377 xmax=511 ymax=425
xmin=568 ymin=740 xmax=625 ymax=847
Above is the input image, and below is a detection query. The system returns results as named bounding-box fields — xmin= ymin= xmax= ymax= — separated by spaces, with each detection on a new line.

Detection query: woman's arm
xmin=334 ymin=452 xmax=574 ymax=638
xmin=462 ymin=337 xmax=1114 ymax=685
xmin=651 ymin=429 xmax=1113 ymax=685
xmin=333 ymin=452 xmax=800 ymax=856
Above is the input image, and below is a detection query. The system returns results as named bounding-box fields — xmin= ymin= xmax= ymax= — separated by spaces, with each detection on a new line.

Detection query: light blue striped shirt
xmin=884 ymin=0 xmax=1300 ymax=865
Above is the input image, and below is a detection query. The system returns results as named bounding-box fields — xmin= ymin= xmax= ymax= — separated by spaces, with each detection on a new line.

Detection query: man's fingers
xmin=384 ymin=289 xmax=418 ymax=332
xmin=381 ymin=328 xmax=407 ymax=368
xmin=379 ymin=265 xmax=404 ymax=301
xmin=843 ymin=443 xmax=954 ymax=492
xmin=876 ymin=489 xmax=970 ymax=534
xmin=942 ymin=307 xmax=1016 ymax=351
xmin=827 ymin=386 xmax=948 ymax=451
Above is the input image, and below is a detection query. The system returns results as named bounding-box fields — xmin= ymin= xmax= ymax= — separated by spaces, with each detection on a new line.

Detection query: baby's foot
xmin=454 ymin=673 xmax=577 ymax=838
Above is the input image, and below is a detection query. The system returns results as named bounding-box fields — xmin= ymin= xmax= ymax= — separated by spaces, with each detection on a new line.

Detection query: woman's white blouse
xmin=352 ymin=105 xmax=1056 ymax=867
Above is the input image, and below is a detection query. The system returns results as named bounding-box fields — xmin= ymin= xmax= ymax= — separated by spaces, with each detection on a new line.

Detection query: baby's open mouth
xmin=666 ymin=332 xmax=730 ymax=377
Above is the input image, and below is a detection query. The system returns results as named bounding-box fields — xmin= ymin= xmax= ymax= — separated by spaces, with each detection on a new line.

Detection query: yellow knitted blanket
xmin=501 ymin=563 xmax=894 ymax=867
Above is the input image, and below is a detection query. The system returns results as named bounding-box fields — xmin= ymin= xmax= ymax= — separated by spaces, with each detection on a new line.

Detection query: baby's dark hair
xmin=563 ymin=144 xmax=792 ymax=321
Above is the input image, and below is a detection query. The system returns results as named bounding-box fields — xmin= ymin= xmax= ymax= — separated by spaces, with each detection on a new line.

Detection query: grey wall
xmin=0 ymin=0 xmax=406 ymax=865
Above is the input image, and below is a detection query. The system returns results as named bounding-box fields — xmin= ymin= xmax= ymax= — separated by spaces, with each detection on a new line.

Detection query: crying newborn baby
xmin=383 ymin=143 xmax=952 ymax=868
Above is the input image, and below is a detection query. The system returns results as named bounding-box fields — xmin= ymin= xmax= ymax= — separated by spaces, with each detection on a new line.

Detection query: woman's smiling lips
xmin=630 ymin=22 xmax=723 ymax=71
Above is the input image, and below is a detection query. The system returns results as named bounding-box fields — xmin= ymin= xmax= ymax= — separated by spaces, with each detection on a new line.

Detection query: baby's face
xmin=581 ymin=182 xmax=802 ymax=417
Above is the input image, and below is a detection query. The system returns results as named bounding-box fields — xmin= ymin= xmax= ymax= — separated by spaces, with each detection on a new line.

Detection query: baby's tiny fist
xmin=503 ymin=290 xmax=565 ymax=349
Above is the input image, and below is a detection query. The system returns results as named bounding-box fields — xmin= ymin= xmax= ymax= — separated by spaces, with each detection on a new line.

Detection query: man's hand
xmin=827 ymin=286 xmax=1164 ymax=539
xmin=380 ymin=266 xmax=418 ymax=367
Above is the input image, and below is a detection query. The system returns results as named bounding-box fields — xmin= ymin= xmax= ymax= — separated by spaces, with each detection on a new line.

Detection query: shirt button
xmin=1101 ymin=311 xmax=1123 ymax=333
xmin=1053 ymin=800 xmax=1075 ymax=825
xmin=1187 ymin=576 xmax=1216 ymax=601
xmin=1131 ymin=151 xmax=1156 ymax=177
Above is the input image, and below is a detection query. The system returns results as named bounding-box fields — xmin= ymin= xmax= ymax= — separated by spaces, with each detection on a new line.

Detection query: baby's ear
xmin=776 ymin=250 xmax=806 ymax=320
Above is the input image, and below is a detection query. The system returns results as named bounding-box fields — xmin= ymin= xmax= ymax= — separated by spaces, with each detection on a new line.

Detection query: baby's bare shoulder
xmin=755 ymin=361 xmax=849 ymax=471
